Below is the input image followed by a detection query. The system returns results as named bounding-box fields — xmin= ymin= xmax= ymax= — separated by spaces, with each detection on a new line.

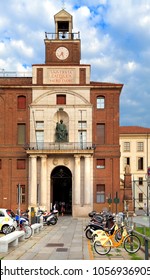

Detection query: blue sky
xmin=0 ymin=0 xmax=150 ymax=127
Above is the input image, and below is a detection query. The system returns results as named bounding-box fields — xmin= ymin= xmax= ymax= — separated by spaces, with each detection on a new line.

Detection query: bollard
xmin=31 ymin=207 xmax=36 ymax=224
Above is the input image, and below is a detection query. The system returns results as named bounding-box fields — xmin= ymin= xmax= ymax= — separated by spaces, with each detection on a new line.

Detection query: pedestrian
xmin=61 ymin=202 xmax=65 ymax=216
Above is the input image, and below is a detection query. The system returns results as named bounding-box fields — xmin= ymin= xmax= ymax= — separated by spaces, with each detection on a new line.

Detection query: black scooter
xmin=84 ymin=211 xmax=115 ymax=240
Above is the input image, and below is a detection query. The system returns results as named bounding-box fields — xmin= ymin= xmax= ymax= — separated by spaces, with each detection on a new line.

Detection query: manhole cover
xmin=46 ymin=243 xmax=64 ymax=247
xmin=56 ymin=248 xmax=68 ymax=252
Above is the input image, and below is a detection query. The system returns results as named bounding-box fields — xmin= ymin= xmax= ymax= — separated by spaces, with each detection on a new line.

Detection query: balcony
xmin=45 ymin=32 xmax=80 ymax=40
xmin=24 ymin=142 xmax=95 ymax=155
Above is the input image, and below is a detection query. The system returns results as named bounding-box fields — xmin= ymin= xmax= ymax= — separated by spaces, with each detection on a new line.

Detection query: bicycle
xmin=93 ymin=224 xmax=141 ymax=255
xmin=5 ymin=217 xmax=32 ymax=239
xmin=92 ymin=222 xmax=127 ymax=242
xmin=15 ymin=222 xmax=32 ymax=239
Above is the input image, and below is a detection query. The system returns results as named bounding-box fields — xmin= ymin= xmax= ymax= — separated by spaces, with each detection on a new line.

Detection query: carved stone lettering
xmin=49 ymin=69 xmax=74 ymax=84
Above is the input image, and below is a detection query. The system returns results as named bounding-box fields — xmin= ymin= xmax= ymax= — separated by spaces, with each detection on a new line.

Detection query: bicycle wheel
xmin=124 ymin=234 xmax=141 ymax=254
xmin=93 ymin=240 xmax=111 ymax=255
xmin=115 ymin=228 xmax=123 ymax=242
xmin=23 ymin=225 xmax=32 ymax=239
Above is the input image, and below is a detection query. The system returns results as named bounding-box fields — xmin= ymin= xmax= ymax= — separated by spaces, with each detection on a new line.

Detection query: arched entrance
xmin=51 ymin=166 xmax=72 ymax=215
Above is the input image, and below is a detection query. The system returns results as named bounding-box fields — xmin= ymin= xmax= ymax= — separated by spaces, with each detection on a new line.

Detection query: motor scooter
xmin=37 ymin=210 xmax=58 ymax=226
xmin=84 ymin=212 xmax=115 ymax=240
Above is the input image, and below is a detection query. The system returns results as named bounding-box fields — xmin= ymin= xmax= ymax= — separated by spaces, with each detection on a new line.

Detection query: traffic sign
xmin=107 ymin=198 xmax=112 ymax=204
xmin=114 ymin=197 xmax=120 ymax=204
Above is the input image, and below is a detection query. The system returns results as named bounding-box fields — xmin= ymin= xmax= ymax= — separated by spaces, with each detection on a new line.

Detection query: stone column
xmin=29 ymin=155 xmax=37 ymax=207
xmin=40 ymin=155 xmax=47 ymax=208
xmin=74 ymin=155 xmax=81 ymax=204
xmin=84 ymin=155 xmax=91 ymax=204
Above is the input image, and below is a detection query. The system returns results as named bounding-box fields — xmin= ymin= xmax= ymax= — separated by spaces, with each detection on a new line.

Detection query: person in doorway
xmin=61 ymin=202 xmax=65 ymax=216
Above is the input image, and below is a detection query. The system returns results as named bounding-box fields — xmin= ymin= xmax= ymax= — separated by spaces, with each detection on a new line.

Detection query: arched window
xmin=97 ymin=96 xmax=105 ymax=109
xmin=17 ymin=96 xmax=26 ymax=109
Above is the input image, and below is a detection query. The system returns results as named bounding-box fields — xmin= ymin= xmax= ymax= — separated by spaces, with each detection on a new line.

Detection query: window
xmin=17 ymin=159 xmax=25 ymax=169
xmin=17 ymin=124 xmax=26 ymax=144
xmin=0 ymin=159 xmax=1 ymax=169
xmin=0 ymin=211 xmax=5 ymax=217
xmin=138 ymin=157 xmax=143 ymax=170
xmin=36 ymin=121 xmax=44 ymax=149
xmin=137 ymin=142 xmax=144 ymax=152
xmin=17 ymin=96 xmax=26 ymax=109
xmin=96 ymin=123 xmax=105 ymax=144
xmin=78 ymin=130 xmax=87 ymax=149
xmin=78 ymin=121 xmax=87 ymax=129
xmin=56 ymin=94 xmax=66 ymax=105
xmin=139 ymin=193 xmax=143 ymax=203
xmin=139 ymin=177 xmax=143 ymax=185
xmin=36 ymin=131 xmax=44 ymax=149
xmin=36 ymin=121 xmax=44 ymax=129
xmin=124 ymin=142 xmax=130 ymax=152
xmin=17 ymin=185 xmax=26 ymax=204
xmin=96 ymin=159 xmax=105 ymax=169
xmin=97 ymin=96 xmax=105 ymax=109
xmin=96 ymin=184 xmax=105 ymax=203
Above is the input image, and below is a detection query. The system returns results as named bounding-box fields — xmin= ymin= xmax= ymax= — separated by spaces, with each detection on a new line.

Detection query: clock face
xmin=56 ymin=47 xmax=69 ymax=60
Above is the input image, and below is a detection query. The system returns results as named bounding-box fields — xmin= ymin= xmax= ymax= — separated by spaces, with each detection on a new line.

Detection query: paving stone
xmin=0 ymin=216 xmax=145 ymax=260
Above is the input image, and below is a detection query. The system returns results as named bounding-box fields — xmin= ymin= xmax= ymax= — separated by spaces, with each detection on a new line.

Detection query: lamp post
xmin=146 ymin=167 xmax=150 ymax=217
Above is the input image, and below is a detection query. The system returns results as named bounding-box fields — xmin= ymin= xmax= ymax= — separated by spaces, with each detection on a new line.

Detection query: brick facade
xmin=0 ymin=80 xmax=32 ymax=211
xmin=0 ymin=9 xmax=124 ymax=215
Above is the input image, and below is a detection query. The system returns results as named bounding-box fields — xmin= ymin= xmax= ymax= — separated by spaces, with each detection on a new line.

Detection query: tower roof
xmin=54 ymin=9 xmax=72 ymax=21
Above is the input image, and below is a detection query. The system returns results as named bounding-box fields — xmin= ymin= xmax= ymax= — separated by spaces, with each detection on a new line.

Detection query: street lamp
xmin=146 ymin=167 xmax=150 ymax=217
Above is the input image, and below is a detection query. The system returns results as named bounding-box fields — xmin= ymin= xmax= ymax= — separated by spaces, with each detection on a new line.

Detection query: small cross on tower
xmin=62 ymin=0 xmax=65 ymax=9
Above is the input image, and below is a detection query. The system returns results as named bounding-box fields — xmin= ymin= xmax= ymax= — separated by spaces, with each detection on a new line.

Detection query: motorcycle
xmin=84 ymin=221 xmax=104 ymax=239
xmin=84 ymin=211 xmax=115 ymax=240
xmin=37 ymin=210 xmax=58 ymax=226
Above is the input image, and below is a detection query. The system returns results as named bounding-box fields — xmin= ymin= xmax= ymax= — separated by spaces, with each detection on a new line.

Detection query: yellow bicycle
xmin=93 ymin=224 xmax=141 ymax=255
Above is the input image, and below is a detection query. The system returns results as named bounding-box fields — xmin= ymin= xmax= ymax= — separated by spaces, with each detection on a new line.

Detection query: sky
xmin=0 ymin=0 xmax=150 ymax=127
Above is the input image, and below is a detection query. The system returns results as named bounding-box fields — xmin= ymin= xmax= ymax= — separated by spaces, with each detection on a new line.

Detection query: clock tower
xmin=45 ymin=9 xmax=81 ymax=65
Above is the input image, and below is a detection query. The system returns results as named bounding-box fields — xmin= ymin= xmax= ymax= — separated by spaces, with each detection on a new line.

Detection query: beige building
xmin=120 ymin=126 xmax=150 ymax=215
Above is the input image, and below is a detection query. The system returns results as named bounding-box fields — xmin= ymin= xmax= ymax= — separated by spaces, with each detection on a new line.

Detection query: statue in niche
xmin=125 ymin=164 xmax=131 ymax=174
xmin=56 ymin=119 xmax=68 ymax=142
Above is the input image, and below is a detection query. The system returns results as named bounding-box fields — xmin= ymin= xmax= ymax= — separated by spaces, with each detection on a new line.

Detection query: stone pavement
xmin=0 ymin=216 xmax=145 ymax=260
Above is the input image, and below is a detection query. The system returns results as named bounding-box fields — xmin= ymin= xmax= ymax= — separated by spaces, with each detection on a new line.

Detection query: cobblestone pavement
xmin=0 ymin=216 xmax=145 ymax=260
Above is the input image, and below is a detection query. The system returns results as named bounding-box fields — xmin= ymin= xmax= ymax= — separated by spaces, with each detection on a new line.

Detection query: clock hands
xmin=58 ymin=51 xmax=65 ymax=59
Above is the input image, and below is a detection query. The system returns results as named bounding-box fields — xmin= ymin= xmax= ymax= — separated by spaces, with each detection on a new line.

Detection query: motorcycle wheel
xmin=85 ymin=228 xmax=93 ymax=240
xmin=47 ymin=218 xmax=57 ymax=226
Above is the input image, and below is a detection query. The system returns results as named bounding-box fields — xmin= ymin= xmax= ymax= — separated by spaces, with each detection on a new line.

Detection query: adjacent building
xmin=120 ymin=126 xmax=150 ymax=215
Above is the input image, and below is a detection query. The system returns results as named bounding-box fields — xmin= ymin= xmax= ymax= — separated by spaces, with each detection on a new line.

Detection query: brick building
xmin=0 ymin=9 xmax=123 ymax=216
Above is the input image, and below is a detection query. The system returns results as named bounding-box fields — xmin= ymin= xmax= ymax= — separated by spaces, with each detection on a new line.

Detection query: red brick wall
xmin=91 ymin=86 xmax=122 ymax=213
xmin=0 ymin=81 xmax=32 ymax=212
xmin=45 ymin=41 xmax=80 ymax=64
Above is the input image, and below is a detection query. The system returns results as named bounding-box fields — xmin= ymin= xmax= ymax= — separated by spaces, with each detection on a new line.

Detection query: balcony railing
xmin=24 ymin=142 xmax=95 ymax=151
xmin=45 ymin=32 xmax=80 ymax=40
xmin=0 ymin=71 xmax=32 ymax=77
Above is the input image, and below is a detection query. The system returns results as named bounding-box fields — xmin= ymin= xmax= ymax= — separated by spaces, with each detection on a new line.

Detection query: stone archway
xmin=51 ymin=165 xmax=72 ymax=214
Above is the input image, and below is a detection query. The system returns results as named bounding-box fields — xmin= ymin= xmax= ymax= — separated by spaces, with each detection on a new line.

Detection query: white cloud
xmin=0 ymin=0 xmax=150 ymax=127
xmin=11 ymin=40 xmax=33 ymax=58
xmin=124 ymin=61 xmax=138 ymax=73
